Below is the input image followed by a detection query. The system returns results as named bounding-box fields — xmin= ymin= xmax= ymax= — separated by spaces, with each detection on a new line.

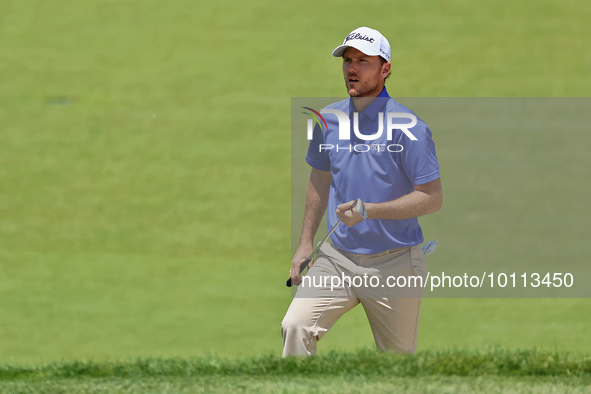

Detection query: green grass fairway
xmin=3 ymin=376 xmax=590 ymax=394
xmin=1 ymin=376 xmax=590 ymax=394
xmin=1 ymin=0 xmax=590 ymax=370
xmin=1 ymin=349 xmax=590 ymax=393
xmin=2 ymin=376 xmax=591 ymax=394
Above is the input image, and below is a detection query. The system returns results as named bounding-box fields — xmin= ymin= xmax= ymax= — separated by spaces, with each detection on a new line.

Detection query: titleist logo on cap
xmin=344 ymin=33 xmax=374 ymax=44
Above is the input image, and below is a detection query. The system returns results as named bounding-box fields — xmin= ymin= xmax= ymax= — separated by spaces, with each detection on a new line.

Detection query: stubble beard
xmin=346 ymin=72 xmax=382 ymax=98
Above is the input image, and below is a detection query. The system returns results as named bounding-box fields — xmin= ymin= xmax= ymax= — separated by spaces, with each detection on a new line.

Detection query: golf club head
xmin=355 ymin=198 xmax=367 ymax=220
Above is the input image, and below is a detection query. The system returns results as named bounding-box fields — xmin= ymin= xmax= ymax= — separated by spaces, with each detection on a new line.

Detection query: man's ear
xmin=382 ymin=62 xmax=391 ymax=80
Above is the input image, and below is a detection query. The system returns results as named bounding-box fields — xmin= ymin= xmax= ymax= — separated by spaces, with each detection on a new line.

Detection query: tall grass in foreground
xmin=1 ymin=349 xmax=589 ymax=381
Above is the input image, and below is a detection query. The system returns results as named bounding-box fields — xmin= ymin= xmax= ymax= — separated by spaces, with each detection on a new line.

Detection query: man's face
xmin=342 ymin=47 xmax=389 ymax=97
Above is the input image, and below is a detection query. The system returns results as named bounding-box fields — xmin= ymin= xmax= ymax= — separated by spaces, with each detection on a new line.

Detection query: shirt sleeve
xmin=400 ymin=121 xmax=440 ymax=185
xmin=305 ymin=123 xmax=331 ymax=171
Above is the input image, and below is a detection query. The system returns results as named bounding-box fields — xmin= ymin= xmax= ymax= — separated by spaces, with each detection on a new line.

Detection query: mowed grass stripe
xmin=1 ymin=376 xmax=591 ymax=394
xmin=1 ymin=349 xmax=590 ymax=380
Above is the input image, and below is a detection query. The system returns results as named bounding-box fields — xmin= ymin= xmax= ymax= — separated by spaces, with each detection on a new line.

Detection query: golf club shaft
xmin=286 ymin=200 xmax=357 ymax=287
xmin=285 ymin=218 xmax=341 ymax=287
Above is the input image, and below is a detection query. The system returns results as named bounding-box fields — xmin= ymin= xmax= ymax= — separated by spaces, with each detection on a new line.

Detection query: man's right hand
xmin=289 ymin=243 xmax=314 ymax=286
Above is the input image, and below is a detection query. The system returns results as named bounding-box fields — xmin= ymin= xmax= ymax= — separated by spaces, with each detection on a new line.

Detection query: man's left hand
xmin=336 ymin=200 xmax=365 ymax=227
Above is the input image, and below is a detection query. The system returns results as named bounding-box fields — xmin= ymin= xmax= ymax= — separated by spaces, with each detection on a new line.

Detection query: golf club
xmin=286 ymin=198 xmax=366 ymax=287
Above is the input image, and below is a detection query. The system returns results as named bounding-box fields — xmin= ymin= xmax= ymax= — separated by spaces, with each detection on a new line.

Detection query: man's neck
xmin=351 ymin=96 xmax=376 ymax=113
xmin=351 ymin=85 xmax=385 ymax=112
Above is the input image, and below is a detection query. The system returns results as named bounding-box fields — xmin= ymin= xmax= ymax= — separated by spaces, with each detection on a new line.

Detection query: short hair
xmin=380 ymin=57 xmax=391 ymax=80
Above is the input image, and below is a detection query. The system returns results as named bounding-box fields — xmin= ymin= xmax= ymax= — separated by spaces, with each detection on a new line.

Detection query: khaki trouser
xmin=281 ymin=242 xmax=427 ymax=357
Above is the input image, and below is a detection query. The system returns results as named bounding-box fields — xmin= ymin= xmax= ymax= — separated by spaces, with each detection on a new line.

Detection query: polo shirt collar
xmin=348 ymin=87 xmax=391 ymax=120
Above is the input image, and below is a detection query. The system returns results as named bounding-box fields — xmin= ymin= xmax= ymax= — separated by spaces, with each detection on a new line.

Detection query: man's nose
xmin=346 ymin=61 xmax=358 ymax=73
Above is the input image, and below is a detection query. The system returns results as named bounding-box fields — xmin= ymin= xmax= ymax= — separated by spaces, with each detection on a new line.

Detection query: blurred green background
xmin=1 ymin=0 xmax=589 ymax=362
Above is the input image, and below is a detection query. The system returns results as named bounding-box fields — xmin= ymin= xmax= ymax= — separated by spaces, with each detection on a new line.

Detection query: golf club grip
xmin=285 ymin=257 xmax=312 ymax=287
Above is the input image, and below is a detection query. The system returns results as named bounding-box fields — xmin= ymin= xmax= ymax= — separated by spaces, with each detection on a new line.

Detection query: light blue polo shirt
xmin=306 ymin=87 xmax=440 ymax=254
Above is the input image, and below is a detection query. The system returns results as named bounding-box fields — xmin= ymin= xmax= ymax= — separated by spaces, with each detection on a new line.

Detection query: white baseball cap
xmin=332 ymin=27 xmax=391 ymax=62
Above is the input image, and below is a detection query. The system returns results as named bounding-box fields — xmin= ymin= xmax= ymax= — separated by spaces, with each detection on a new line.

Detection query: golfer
xmin=282 ymin=27 xmax=443 ymax=356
